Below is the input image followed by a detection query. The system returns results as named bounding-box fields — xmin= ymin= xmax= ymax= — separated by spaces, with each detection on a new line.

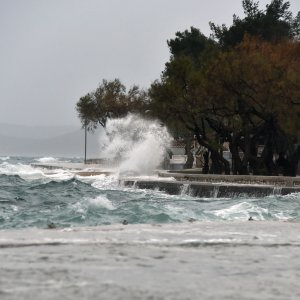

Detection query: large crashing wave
xmin=99 ymin=114 xmax=172 ymax=175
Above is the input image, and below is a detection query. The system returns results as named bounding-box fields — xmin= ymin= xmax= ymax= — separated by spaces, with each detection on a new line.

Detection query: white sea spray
xmin=35 ymin=157 xmax=59 ymax=163
xmin=0 ymin=156 xmax=10 ymax=161
xmin=87 ymin=195 xmax=115 ymax=210
xmin=212 ymin=201 xmax=269 ymax=220
xmin=99 ymin=114 xmax=172 ymax=176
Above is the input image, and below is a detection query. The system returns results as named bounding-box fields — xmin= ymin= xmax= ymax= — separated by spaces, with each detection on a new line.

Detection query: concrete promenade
xmin=123 ymin=171 xmax=300 ymax=197
xmin=31 ymin=162 xmax=113 ymax=176
xmin=121 ymin=178 xmax=300 ymax=197
xmin=31 ymin=162 xmax=300 ymax=197
xmin=158 ymin=170 xmax=300 ymax=187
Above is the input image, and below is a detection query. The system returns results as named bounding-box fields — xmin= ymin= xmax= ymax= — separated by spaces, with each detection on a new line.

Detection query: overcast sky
xmin=1 ymin=0 xmax=299 ymax=127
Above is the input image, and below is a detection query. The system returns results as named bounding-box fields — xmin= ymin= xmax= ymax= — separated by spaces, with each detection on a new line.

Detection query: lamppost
xmin=84 ymin=121 xmax=87 ymax=164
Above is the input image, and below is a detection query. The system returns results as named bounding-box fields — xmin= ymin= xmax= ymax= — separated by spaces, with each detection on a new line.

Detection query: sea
xmin=1 ymin=155 xmax=300 ymax=299
xmin=1 ymin=155 xmax=300 ymax=229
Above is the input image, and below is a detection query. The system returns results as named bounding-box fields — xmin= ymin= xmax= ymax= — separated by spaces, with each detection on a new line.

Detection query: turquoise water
xmin=1 ymin=156 xmax=300 ymax=229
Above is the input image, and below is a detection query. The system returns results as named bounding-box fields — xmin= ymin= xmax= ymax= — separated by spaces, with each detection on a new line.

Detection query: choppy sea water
xmin=1 ymin=156 xmax=300 ymax=229
xmin=1 ymin=156 xmax=300 ymax=299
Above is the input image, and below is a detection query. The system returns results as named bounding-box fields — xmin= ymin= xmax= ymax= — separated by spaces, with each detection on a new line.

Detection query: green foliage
xmin=76 ymin=79 xmax=148 ymax=130
xmin=167 ymin=27 xmax=217 ymax=64
xmin=242 ymin=0 xmax=261 ymax=18
xmin=210 ymin=0 xmax=300 ymax=48
xmin=150 ymin=27 xmax=216 ymax=132
xmin=205 ymin=36 xmax=300 ymax=173
xmin=76 ymin=93 xmax=98 ymax=129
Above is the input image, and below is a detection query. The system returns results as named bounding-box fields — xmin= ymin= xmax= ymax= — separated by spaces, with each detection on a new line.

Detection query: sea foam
xmin=0 ymin=156 xmax=10 ymax=161
xmin=212 ymin=201 xmax=269 ymax=220
xmin=88 ymin=195 xmax=115 ymax=210
xmin=35 ymin=157 xmax=59 ymax=163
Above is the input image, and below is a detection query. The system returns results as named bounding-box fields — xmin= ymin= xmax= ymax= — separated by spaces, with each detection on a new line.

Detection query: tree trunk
xmin=286 ymin=146 xmax=300 ymax=177
xmin=229 ymin=134 xmax=244 ymax=175
xmin=184 ymin=137 xmax=194 ymax=169
xmin=202 ymin=151 xmax=209 ymax=174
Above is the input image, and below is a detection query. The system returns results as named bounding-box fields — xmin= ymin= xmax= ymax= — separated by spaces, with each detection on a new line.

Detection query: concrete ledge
xmin=158 ymin=171 xmax=300 ymax=187
xmin=121 ymin=179 xmax=300 ymax=198
xmin=31 ymin=163 xmax=113 ymax=176
xmin=75 ymin=171 xmax=113 ymax=177
xmin=32 ymin=162 xmax=89 ymax=170
xmin=123 ymin=180 xmax=184 ymax=195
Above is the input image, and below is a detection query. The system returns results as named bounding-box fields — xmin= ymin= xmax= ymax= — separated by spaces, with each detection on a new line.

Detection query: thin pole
xmin=84 ymin=124 xmax=87 ymax=164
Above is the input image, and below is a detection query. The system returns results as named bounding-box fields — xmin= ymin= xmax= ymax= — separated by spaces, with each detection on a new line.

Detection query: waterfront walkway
xmin=31 ymin=162 xmax=113 ymax=176
xmin=158 ymin=170 xmax=300 ymax=187
xmin=31 ymin=162 xmax=300 ymax=196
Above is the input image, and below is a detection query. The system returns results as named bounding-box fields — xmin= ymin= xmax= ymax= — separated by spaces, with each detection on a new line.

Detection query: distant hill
xmin=0 ymin=123 xmax=102 ymax=157
xmin=0 ymin=123 xmax=80 ymax=139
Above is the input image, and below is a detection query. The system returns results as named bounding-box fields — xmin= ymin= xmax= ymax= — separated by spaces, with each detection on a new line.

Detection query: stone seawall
xmin=121 ymin=179 xmax=300 ymax=198
xmin=158 ymin=171 xmax=300 ymax=187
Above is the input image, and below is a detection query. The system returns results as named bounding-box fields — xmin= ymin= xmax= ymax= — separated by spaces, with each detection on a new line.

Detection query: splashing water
xmin=0 ymin=156 xmax=10 ymax=161
xmin=99 ymin=114 xmax=172 ymax=175
xmin=34 ymin=157 xmax=59 ymax=163
xmin=1 ymin=156 xmax=300 ymax=229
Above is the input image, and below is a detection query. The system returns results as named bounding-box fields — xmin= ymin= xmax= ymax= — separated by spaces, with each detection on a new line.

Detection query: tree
xmin=210 ymin=0 xmax=300 ymax=48
xmin=203 ymin=36 xmax=300 ymax=175
xmin=167 ymin=27 xmax=217 ymax=64
xmin=149 ymin=28 xmax=231 ymax=174
xmin=149 ymin=26 xmax=300 ymax=175
xmin=76 ymin=79 xmax=148 ymax=130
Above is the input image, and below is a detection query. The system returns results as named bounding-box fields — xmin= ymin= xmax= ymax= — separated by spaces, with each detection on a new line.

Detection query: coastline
xmin=31 ymin=162 xmax=300 ymax=197
xmin=121 ymin=178 xmax=300 ymax=197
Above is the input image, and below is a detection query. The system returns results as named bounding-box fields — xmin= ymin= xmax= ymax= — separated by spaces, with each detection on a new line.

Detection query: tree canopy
xmin=210 ymin=0 xmax=300 ymax=48
xmin=76 ymin=79 xmax=148 ymax=131
xmin=203 ymin=36 xmax=300 ymax=175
